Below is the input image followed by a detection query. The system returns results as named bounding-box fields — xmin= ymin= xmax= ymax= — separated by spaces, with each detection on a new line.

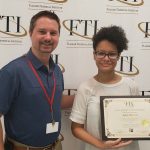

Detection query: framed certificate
xmin=100 ymin=96 xmax=150 ymax=140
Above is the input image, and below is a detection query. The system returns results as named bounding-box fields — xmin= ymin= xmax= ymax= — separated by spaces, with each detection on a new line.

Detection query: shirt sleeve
xmin=70 ymin=84 xmax=88 ymax=124
xmin=0 ymin=67 xmax=19 ymax=114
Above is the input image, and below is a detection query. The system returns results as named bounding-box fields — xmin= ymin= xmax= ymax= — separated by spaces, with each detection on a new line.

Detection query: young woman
xmin=70 ymin=26 xmax=140 ymax=150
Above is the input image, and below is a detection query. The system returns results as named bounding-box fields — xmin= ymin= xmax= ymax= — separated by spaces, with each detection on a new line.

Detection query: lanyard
xmin=27 ymin=60 xmax=56 ymax=123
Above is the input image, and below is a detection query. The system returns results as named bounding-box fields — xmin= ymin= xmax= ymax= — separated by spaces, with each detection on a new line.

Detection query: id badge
xmin=46 ymin=122 xmax=59 ymax=134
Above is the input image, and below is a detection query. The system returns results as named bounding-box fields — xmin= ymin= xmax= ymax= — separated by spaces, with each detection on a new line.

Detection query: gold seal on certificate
xmin=100 ymin=96 xmax=150 ymax=140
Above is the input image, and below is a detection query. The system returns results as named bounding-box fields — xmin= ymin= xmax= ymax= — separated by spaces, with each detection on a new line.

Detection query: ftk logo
xmin=109 ymin=0 xmax=144 ymax=6
xmin=48 ymin=0 xmax=68 ymax=3
xmin=0 ymin=15 xmax=27 ymax=37
xmin=116 ymin=56 xmax=139 ymax=76
xmin=138 ymin=22 xmax=150 ymax=38
xmin=63 ymin=19 xmax=100 ymax=39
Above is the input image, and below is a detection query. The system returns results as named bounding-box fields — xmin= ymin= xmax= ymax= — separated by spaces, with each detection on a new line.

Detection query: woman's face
xmin=93 ymin=40 xmax=120 ymax=74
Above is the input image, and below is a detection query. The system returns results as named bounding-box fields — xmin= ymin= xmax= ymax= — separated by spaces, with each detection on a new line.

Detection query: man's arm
xmin=0 ymin=115 xmax=4 ymax=150
xmin=61 ymin=95 xmax=75 ymax=109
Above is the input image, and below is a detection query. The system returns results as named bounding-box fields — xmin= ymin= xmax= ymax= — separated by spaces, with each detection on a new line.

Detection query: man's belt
xmin=5 ymin=134 xmax=64 ymax=150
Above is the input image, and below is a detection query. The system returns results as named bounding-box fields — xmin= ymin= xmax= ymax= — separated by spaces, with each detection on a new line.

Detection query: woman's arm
xmin=61 ymin=95 xmax=75 ymax=109
xmin=71 ymin=121 xmax=132 ymax=149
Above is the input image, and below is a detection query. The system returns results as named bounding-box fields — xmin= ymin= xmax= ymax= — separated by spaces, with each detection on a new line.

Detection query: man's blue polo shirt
xmin=0 ymin=50 xmax=64 ymax=147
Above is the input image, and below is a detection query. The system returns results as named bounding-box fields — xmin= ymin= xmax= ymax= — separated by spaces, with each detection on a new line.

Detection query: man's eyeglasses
xmin=94 ymin=51 xmax=118 ymax=60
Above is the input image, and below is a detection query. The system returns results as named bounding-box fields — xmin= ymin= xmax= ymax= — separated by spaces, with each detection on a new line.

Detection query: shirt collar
xmin=26 ymin=49 xmax=55 ymax=72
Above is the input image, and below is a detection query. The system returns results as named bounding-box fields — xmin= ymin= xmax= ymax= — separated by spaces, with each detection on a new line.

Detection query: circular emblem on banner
xmin=63 ymin=20 xmax=98 ymax=40
xmin=0 ymin=19 xmax=27 ymax=37
xmin=116 ymin=60 xmax=139 ymax=76
xmin=48 ymin=0 xmax=68 ymax=3
xmin=138 ymin=22 xmax=150 ymax=37
xmin=116 ymin=0 xmax=144 ymax=6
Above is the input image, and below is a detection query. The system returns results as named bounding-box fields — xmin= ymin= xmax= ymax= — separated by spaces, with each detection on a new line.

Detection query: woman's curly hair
xmin=92 ymin=25 xmax=128 ymax=53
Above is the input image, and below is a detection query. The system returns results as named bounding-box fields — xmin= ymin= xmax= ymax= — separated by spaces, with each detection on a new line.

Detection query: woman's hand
xmin=100 ymin=138 xmax=132 ymax=149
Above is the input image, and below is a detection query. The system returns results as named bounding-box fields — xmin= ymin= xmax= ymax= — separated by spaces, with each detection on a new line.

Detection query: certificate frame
xmin=100 ymin=95 xmax=150 ymax=140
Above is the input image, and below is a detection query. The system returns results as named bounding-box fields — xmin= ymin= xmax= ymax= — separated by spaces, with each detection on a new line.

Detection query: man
xmin=0 ymin=10 xmax=74 ymax=150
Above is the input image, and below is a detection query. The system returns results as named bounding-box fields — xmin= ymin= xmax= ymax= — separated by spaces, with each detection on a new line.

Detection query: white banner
xmin=0 ymin=0 xmax=150 ymax=149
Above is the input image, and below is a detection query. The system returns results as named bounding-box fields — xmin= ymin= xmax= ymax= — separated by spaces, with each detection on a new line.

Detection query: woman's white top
xmin=70 ymin=77 xmax=140 ymax=150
